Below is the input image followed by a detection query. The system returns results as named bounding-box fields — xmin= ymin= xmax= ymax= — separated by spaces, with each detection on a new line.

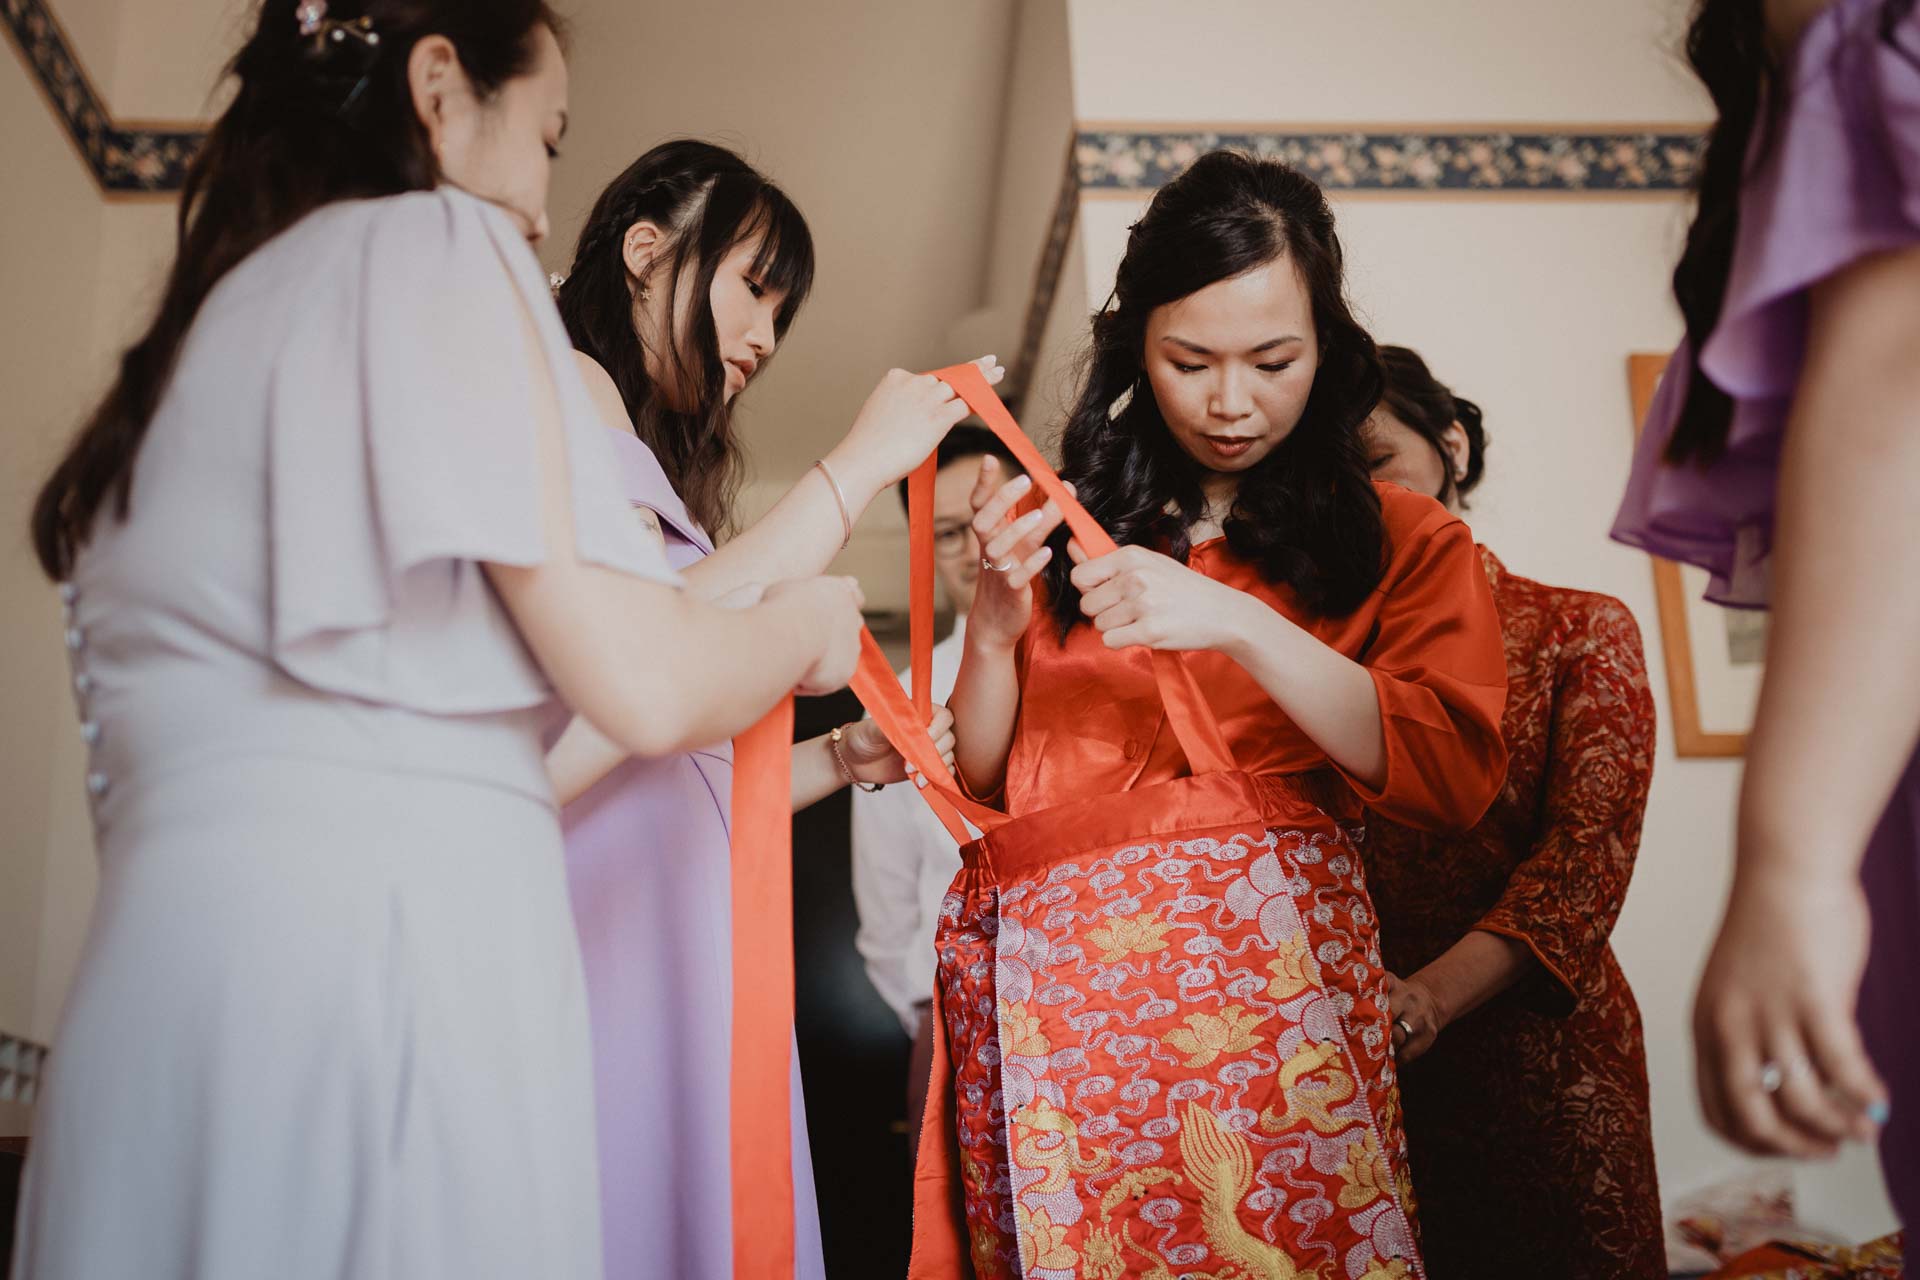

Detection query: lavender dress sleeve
xmin=266 ymin=187 xmax=680 ymax=711
xmin=1611 ymin=0 xmax=1920 ymax=605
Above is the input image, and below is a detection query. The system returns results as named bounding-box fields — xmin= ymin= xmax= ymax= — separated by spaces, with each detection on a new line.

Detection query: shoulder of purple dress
xmin=1709 ymin=0 xmax=1920 ymax=406
xmin=599 ymin=427 xmax=715 ymax=554
xmin=1616 ymin=0 xmax=1920 ymax=611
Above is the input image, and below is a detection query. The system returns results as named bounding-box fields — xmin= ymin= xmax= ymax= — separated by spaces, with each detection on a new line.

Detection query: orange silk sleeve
xmin=1337 ymin=510 xmax=1508 ymax=832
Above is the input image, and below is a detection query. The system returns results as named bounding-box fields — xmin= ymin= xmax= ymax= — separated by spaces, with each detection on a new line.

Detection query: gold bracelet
xmin=830 ymin=725 xmax=884 ymax=792
xmin=814 ymin=459 xmax=853 ymax=550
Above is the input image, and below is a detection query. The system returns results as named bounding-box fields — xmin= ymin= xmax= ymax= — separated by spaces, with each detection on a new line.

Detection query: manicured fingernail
xmin=1010 ymin=475 xmax=1032 ymax=492
xmin=1868 ymin=1100 xmax=1891 ymax=1126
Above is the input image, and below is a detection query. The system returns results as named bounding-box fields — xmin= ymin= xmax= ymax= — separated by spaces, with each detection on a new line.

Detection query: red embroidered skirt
xmin=910 ymin=771 xmax=1424 ymax=1280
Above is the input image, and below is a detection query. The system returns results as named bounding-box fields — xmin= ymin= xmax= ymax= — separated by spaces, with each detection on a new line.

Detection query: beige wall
xmin=1064 ymin=0 xmax=1894 ymax=1234
xmin=0 ymin=37 xmax=108 ymax=1046
xmin=4 ymin=0 xmax=248 ymax=1048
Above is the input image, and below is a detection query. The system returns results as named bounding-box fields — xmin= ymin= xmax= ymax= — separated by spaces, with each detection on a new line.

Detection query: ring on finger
xmin=982 ymin=555 xmax=1016 ymax=573
xmin=1763 ymin=1056 xmax=1813 ymax=1095
xmin=1394 ymin=1017 xmax=1415 ymax=1041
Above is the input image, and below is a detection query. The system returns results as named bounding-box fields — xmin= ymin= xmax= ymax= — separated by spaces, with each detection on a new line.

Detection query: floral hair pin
xmin=295 ymin=1 xmax=380 ymax=52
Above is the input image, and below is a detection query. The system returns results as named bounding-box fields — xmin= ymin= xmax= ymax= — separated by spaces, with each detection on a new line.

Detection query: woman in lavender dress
xmin=546 ymin=140 xmax=980 ymax=1279
xmin=1613 ymin=0 xmax=1919 ymax=1224
xmin=10 ymin=7 xmax=870 ymax=1275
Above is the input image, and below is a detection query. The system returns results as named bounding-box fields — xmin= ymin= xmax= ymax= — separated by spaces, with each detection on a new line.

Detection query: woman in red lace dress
xmin=1360 ymin=346 xmax=1663 ymax=1278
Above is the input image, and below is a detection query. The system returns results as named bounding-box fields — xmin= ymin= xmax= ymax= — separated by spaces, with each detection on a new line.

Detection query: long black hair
xmin=1042 ymin=149 xmax=1386 ymax=635
xmin=1665 ymin=0 xmax=1917 ymax=464
xmin=31 ymin=0 xmax=564 ymax=580
xmin=555 ymin=140 xmax=814 ymax=537
xmin=1375 ymin=345 xmax=1489 ymax=508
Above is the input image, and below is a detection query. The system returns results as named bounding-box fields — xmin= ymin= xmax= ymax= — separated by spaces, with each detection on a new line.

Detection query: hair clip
xmin=548 ymin=272 xmax=568 ymax=298
xmin=296 ymin=1 xmax=380 ymax=51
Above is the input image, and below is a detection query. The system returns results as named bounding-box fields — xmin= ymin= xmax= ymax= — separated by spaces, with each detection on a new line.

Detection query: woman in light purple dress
xmin=1613 ymin=0 xmax=1919 ymax=1225
xmin=11 ymin=8 xmax=873 ymax=1275
xmin=546 ymin=140 xmax=980 ymax=1279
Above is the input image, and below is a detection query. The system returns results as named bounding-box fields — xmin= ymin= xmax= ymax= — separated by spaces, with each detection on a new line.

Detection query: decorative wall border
xmin=3 ymin=0 xmax=205 ymax=194
xmin=1074 ymin=126 xmax=1705 ymax=194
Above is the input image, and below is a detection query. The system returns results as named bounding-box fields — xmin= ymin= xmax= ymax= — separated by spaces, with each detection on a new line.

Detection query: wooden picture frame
xmin=1628 ymin=353 xmax=1750 ymax=757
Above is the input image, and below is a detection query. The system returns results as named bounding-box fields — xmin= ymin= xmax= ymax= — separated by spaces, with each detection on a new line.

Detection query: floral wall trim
xmin=1075 ymin=128 xmax=1705 ymax=193
xmin=4 ymin=0 xmax=205 ymax=194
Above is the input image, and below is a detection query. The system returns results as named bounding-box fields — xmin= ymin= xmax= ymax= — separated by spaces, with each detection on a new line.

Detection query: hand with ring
xmin=1692 ymin=864 xmax=1888 ymax=1157
xmin=964 ymin=456 xmax=1072 ymax=655
xmin=1385 ymin=971 xmax=1444 ymax=1064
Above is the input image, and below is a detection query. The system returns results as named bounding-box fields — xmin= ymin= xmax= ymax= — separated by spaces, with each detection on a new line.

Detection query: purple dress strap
xmin=562 ymin=427 xmax=826 ymax=1277
xmin=1611 ymin=0 xmax=1920 ymax=1229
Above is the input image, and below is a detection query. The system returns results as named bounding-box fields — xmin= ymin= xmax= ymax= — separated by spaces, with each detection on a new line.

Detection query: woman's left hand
xmin=1385 ymin=972 xmax=1444 ymax=1063
xmin=840 ymin=706 xmax=957 ymax=787
xmin=1693 ymin=863 xmax=1886 ymax=1156
xmin=1068 ymin=544 xmax=1254 ymax=652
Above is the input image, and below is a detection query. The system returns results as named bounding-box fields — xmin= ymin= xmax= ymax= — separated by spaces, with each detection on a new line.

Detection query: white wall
xmin=1064 ymin=0 xmax=1896 ymax=1234
xmin=1065 ymin=0 xmax=1702 ymax=125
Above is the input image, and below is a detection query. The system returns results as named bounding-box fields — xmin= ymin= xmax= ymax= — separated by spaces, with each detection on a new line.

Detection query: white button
xmin=73 ymin=672 xmax=94 ymax=695
xmin=80 ymin=721 xmax=100 ymax=746
xmin=86 ymin=772 xmax=109 ymax=798
xmin=64 ymin=627 xmax=84 ymax=651
xmin=58 ymin=583 xmax=77 ymax=604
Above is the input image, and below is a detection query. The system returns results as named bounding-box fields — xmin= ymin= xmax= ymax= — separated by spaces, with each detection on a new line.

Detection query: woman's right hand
xmin=765 ymin=575 xmax=867 ymax=696
xmin=967 ymin=457 xmax=1070 ymax=653
xmin=829 ymin=356 xmax=1007 ymax=495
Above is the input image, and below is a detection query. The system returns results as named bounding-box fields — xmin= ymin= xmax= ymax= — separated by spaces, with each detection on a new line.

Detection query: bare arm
xmin=950 ymin=625 xmax=1027 ymax=798
xmin=567 ymin=357 xmax=1004 ymax=603
xmin=1693 ymin=244 xmax=1920 ymax=1157
xmin=486 ymin=301 xmax=861 ymax=761
xmin=1740 ymin=244 xmax=1920 ymax=880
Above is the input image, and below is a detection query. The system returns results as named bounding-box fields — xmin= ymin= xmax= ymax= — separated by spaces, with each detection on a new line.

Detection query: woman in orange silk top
xmin=926 ymin=152 xmax=1508 ymax=1280
xmin=1362 ymin=346 xmax=1663 ymax=1279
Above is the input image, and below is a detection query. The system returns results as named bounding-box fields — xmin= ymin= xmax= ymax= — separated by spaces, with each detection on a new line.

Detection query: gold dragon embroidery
xmin=1178 ymin=1104 xmax=1328 ymax=1280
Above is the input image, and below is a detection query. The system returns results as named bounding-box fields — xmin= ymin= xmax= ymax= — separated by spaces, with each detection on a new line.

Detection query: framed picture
xmin=1628 ymin=354 xmax=1765 ymax=757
